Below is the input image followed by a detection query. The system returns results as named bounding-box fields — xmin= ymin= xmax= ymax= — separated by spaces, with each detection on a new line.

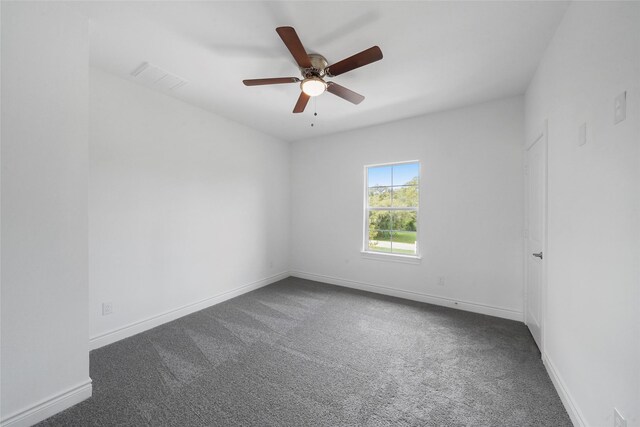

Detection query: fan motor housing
xmin=301 ymin=53 xmax=328 ymax=78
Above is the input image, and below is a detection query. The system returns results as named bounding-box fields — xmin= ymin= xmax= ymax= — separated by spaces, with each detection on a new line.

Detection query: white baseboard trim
xmin=290 ymin=271 xmax=523 ymax=322
xmin=542 ymin=353 xmax=586 ymax=427
xmin=0 ymin=379 xmax=92 ymax=427
xmin=89 ymin=271 xmax=289 ymax=350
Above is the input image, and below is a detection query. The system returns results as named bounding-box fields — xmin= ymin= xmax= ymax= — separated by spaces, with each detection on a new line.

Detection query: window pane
xmin=392 ymin=186 xmax=419 ymax=207
xmin=368 ymin=165 xmax=392 ymax=187
xmin=365 ymin=161 xmax=420 ymax=257
xmin=369 ymin=210 xmax=392 ymax=230
xmin=392 ymin=211 xmax=417 ymax=231
xmin=391 ymin=231 xmax=417 ymax=255
xmin=368 ymin=230 xmax=392 ymax=253
xmin=368 ymin=187 xmax=391 ymax=207
xmin=392 ymin=163 xmax=419 ymax=186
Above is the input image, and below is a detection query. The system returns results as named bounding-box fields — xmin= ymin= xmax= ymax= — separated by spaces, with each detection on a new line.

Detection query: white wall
xmin=1 ymin=2 xmax=91 ymax=425
xmin=291 ymin=96 xmax=525 ymax=320
xmin=525 ymin=2 xmax=640 ymax=426
xmin=88 ymin=69 xmax=290 ymax=347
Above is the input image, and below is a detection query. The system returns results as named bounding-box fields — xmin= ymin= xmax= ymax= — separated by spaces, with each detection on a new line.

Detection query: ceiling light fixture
xmin=243 ymin=27 xmax=383 ymax=113
xmin=300 ymin=77 xmax=327 ymax=97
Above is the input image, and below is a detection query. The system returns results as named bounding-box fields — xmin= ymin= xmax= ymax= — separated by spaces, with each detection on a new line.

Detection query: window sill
xmin=360 ymin=251 xmax=422 ymax=264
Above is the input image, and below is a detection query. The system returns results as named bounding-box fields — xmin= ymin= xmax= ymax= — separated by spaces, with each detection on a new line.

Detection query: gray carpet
xmin=39 ymin=277 xmax=571 ymax=426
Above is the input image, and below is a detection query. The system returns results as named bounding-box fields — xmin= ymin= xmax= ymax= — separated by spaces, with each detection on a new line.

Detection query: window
xmin=364 ymin=161 xmax=420 ymax=257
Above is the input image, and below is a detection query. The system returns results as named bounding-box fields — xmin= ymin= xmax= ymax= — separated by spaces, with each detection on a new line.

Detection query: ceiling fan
xmin=243 ymin=26 xmax=383 ymax=113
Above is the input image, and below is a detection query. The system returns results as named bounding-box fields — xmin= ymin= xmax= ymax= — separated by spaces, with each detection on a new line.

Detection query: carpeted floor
xmin=39 ymin=277 xmax=571 ymax=426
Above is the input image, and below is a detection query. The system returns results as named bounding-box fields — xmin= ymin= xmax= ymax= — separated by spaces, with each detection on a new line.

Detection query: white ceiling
xmin=67 ymin=1 xmax=569 ymax=142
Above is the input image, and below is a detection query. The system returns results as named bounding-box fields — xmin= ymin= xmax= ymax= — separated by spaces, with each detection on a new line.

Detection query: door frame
xmin=524 ymin=119 xmax=548 ymax=352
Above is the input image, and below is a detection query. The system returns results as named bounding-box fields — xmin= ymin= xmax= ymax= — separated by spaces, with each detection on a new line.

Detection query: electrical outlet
xmin=614 ymin=91 xmax=626 ymax=124
xmin=438 ymin=276 xmax=445 ymax=286
xmin=102 ymin=302 xmax=113 ymax=316
xmin=578 ymin=122 xmax=587 ymax=146
xmin=614 ymin=408 xmax=626 ymax=427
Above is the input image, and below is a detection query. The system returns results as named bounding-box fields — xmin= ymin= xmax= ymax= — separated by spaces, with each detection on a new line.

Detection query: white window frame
xmin=362 ymin=160 xmax=422 ymax=263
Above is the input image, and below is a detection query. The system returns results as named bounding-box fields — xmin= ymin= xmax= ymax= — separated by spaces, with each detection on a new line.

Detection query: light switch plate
xmin=578 ymin=122 xmax=587 ymax=146
xmin=614 ymin=91 xmax=626 ymax=124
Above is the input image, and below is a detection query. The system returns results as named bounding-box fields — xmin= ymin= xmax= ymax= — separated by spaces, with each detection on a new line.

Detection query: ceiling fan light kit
xmin=301 ymin=77 xmax=327 ymax=97
xmin=242 ymin=26 xmax=383 ymax=113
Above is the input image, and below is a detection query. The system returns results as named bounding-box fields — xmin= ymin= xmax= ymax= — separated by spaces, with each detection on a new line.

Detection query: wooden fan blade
xmin=326 ymin=82 xmax=365 ymax=105
xmin=276 ymin=27 xmax=312 ymax=69
xmin=325 ymin=46 xmax=383 ymax=77
xmin=293 ymin=92 xmax=310 ymax=113
xmin=243 ymin=77 xmax=300 ymax=86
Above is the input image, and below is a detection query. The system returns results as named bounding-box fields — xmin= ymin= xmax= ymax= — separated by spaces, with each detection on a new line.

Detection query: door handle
xmin=532 ymin=252 xmax=543 ymax=259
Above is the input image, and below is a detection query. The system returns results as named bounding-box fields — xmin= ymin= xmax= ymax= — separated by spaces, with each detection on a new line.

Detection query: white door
xmin=525 ymin=127 xmax=546 ymax=350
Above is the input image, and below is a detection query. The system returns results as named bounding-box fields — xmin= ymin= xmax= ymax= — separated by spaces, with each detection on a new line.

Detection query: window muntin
xmin=365 ymin=162 xmax=419 ymax=256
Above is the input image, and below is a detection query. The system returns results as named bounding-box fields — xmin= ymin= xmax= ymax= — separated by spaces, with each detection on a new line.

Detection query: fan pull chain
xmin=311 ymin=98 xmax=318 ymax=127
